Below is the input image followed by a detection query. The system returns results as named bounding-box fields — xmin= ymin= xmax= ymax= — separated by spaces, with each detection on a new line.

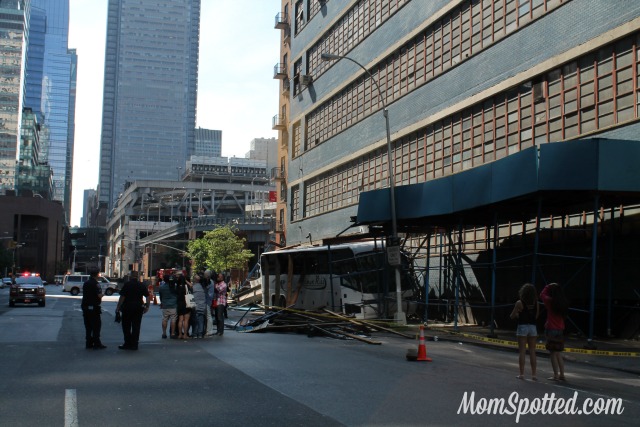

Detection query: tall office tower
xmin=15 ymin=107 xmax=53 ymax=198
xmin=98 ymin=0 xmax=201 ymax=217
xmin=194 ymin=127 xmax=222 ymax=158
xmin=81 ymin=189 xmax=96 ymax=227
xmin=0 ymin=0 xmax=27 ymax=194
xmin=23 ymin=0 xmax=76 ymax=222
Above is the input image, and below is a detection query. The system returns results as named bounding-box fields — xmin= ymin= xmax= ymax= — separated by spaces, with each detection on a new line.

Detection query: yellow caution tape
xmin=428 ymin=327 xmax=640 ymax=357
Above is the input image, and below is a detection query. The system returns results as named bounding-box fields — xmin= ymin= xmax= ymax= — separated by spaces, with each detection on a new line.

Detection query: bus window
xmin=330 ymin=249 xmax=356 ymax=275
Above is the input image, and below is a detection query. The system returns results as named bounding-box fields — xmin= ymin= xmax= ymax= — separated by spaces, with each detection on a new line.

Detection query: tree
xmin=187 ymin=225 xmax=253 ymax=273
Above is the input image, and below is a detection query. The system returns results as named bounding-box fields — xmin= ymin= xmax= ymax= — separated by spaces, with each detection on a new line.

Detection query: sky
xmin=67 ymin=0 xmax=281 ymax=226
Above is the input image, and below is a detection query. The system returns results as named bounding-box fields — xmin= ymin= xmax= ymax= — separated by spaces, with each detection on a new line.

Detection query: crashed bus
xmin=259 ymin=240 xmax=419 ymax=320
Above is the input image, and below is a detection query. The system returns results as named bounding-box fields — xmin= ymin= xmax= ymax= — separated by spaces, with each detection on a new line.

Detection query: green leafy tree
xmin=187 ymin=225 xmax=253 ymax=273
xmin=187 ymin=237 xmax=210 ymax=272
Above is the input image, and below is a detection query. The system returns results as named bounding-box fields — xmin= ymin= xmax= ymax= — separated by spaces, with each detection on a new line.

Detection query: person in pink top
xmin=540 ymin=283 xmax=569 ymax=381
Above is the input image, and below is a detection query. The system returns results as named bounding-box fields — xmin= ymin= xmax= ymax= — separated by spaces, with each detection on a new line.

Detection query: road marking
xmin=65 ymin=389 xmax=78 ymax=427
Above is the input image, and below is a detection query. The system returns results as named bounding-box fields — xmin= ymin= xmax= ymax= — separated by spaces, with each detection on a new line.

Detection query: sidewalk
xmin=417 ymin=323 xmax=640 ymax=375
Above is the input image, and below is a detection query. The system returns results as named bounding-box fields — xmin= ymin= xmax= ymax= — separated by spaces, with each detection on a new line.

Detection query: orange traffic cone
xmin=416 ymin=325 xmax=432 ymax=362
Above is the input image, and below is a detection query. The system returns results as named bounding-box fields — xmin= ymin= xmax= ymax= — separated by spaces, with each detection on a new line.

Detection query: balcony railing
xmin=271 ymin=167 xmax=285 ymax=180
xmin=274 ymin=12 xmax=289 ymax=29
xmin=272 ymin=114 xmax=286 ymax=130
xmin=273 ymin=63 xmax=287 ymax=80
xmin=273 ymin=222 xmax=285 ymax=233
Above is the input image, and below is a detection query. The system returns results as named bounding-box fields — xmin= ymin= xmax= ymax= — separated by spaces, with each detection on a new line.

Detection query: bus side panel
xmin=263 ymin=274 xmax=339 ymax=311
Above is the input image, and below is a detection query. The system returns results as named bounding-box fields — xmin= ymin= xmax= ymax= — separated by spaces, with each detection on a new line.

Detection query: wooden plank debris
xmin=235 ymin=306 xmax=409 ymax=345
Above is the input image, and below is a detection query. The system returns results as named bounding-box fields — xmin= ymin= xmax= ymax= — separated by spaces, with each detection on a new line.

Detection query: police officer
xmin=82 ymin=269 xmax=106 ymax=349
xmin=116 ymin=271 xmax=150 ymax=351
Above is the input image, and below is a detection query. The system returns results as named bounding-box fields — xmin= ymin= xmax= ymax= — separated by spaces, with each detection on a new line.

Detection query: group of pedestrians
xmin=158 ymin=270 xmax=228 ymax=339
xmin=510 ymin=282 xmax=569 ymax=381
xmin=81 ymin=269 xmax=228 ymax=351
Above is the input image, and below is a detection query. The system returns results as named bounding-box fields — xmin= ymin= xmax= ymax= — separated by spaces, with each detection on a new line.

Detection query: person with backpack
xmin=158 ymin=274 xmax=178 ymax=339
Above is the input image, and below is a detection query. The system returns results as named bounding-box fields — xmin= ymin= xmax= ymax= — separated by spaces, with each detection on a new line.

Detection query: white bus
xmin=260 ymin=240 xmax=419 ymax=319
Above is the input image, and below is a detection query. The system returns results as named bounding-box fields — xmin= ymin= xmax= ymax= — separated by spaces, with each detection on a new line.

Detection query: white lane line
xmin=65 ymin=389 xmax=78 ymax=427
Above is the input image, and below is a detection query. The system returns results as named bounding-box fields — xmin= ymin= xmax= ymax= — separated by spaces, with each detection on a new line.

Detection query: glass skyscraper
xmin=23 ymin=0 xmax=76 ymax=221
xmin=98 ymin=0 xmax=201 ymax=213
xmin=195 ymin=128 xmax=222 ymax=158
xmin=0 ymin=0 xmax=26 ymax=194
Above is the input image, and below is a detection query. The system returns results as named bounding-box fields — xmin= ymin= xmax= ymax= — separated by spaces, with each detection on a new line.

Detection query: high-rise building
xmin=80 ymin=189 xmax=95 ymax=227
xmin=245 ymin=137 xmax=277 ymax=172
xmin=97 ymin=0 xmax=201 ymax=216
xmin=194 ymin=127 xmax=222 ymax=158
xmin=23 ymin=0 xmax=76 ymax=222
xmin=15 ymin=107 xmax=53 ymax=198
xmin=0 ymin=0 xmax=27 ymax=194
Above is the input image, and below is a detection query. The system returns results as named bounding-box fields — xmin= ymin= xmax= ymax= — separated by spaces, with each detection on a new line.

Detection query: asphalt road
xmin=0 ymin=285 xmax=638 ymax=427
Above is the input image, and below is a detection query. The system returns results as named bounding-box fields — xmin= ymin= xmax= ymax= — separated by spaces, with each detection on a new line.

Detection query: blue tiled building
xmin=276 ymin=0 xmax=640 ymax=335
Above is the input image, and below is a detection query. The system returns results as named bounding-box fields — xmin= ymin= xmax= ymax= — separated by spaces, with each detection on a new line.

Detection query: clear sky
xmin=67 ymin=0 xmax=281 ymax=226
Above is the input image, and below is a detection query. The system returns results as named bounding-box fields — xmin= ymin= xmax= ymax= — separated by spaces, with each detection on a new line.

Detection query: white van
xmin=62 ymin=274 xmax=119 ymax=296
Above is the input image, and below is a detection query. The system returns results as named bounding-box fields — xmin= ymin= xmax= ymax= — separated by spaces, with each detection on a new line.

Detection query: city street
xmin=0 ymin=285 xmax=638 ymax=426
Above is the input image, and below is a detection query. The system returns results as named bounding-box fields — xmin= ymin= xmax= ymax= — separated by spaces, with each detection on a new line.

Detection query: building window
xmin=294 ymin=0 xmax=304 ymax=35
xmin=291 ymin=185 xmax=300 ymax=221
xmin=292 ymin=121 xmax=301 ymax=158
xmin=307 ymin=0 xmax=410 ymax=79
xmin=293 ymin=59 xmax=302 ymax=95
xmin=304 ymin=0 xmax=567 ymax=151
xmin=299 ymin=29 xmax=640 ymax=219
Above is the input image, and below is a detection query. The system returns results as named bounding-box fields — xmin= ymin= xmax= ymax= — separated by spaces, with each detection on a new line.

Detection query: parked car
xmin=1 ymin=277 xmax=13 ymax=289
xmin=62 ymin=274 xmax=119 ymax=296
xmin=10 ymin=274 xmax=45 ymax=307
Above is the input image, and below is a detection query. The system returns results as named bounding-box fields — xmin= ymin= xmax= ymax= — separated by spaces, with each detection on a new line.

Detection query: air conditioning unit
xmin=301 ymin=74 xmax=313 ymax=86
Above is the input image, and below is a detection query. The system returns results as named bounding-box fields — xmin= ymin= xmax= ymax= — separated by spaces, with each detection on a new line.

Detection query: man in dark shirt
xmin=115 ymin=271 xmax=150 ymax=350
xmin=81 ymin=269 xmax=106 ymax=349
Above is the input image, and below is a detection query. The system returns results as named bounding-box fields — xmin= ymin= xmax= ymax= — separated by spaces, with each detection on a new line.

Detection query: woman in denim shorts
xmin=510 ymin=283 xmax=540 ymax=380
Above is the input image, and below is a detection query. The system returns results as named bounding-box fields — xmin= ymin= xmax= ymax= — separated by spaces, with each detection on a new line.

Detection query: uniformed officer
xmin=81 ymin=269 xmax=106 ymax=349
xmin=116 ymin=271 xmax=150 ymax=350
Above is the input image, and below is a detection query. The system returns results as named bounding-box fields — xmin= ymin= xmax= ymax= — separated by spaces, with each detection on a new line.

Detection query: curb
xmin=426 ymin=331 xmax=640 ymax=376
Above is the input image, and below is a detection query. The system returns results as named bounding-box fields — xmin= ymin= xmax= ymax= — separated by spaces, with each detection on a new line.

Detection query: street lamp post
xmin=321 ymin=53 xmax=406 ymax=325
